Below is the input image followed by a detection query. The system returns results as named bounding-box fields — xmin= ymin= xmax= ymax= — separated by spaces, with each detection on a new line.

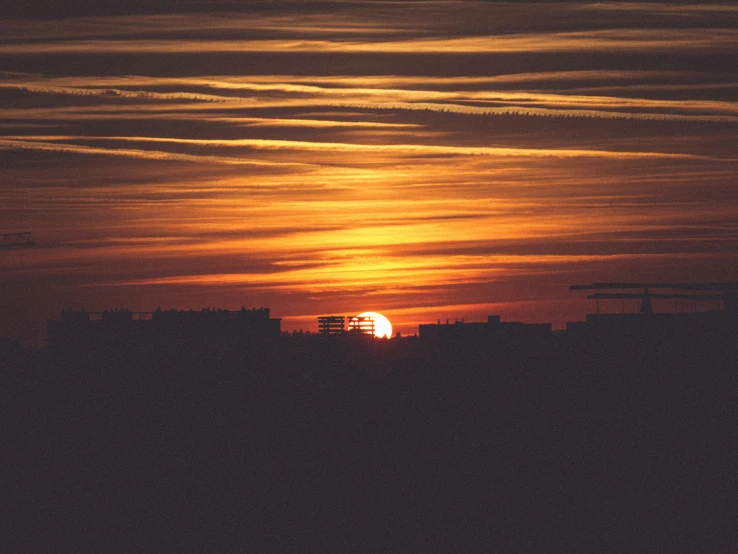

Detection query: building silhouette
xmin=317 ymin=315 xmax=376 ymax=337
xmin=419 ymin=315 xmax=551 ymax=343
xmin=48 ymin=307 xmax=281 ymax=350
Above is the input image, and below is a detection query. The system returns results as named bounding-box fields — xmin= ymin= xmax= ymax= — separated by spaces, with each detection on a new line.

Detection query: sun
xmin=352 ymin=312 xmax=393 ymax=338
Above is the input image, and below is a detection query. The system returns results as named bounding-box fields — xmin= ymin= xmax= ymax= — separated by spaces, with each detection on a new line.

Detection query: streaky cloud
xmin=10 ymin=134 xmax=727 ymax=161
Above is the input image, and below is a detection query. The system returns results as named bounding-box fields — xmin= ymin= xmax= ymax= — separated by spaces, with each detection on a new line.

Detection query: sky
xmin=1 ymin=1 xmax=737 ymax=343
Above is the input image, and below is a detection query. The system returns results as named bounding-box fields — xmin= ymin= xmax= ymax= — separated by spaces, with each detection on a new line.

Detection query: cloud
xmin=0 ymin=138 xmax=315 ymax=167
xmin=1 ymin=28 xmax=737 ymax=55
xmin=5 ymin=135 xmax=726 ymax=162
xmin=4 ymin=73 xmax=737 ymax=126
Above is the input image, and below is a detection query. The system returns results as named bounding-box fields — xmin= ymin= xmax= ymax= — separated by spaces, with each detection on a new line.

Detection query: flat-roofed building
xmin=48 ymin=307 xmax=281 ymax=350
xmin=419 ymin=315 xmax=551 ymax=344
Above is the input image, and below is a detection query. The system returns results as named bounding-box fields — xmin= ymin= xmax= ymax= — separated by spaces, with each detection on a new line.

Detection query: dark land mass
xmin=3 ymin=331 xmax=737 ymax=552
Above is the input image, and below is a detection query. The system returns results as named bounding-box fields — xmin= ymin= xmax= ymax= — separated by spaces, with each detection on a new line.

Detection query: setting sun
xmin=352 ymin=312 xmax=392 ymax=338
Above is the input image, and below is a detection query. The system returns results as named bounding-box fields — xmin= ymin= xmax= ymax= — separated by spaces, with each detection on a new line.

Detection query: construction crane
xmin=0 ymin=232 xmax=36 ymax=249
xmin=571 ymin=282 xmax=738 ymax=314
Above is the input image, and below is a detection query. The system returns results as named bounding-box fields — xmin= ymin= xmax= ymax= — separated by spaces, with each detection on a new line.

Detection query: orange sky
xmin=1 ymin=1 xmax=737 ymax=344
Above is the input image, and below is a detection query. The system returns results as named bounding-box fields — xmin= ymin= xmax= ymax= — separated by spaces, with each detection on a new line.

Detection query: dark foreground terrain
xmin=3 ymin=333 xmax=737 ymax=552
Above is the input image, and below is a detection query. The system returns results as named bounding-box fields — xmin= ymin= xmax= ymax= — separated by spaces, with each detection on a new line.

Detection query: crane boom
xmin=571 ymin=282 xmax=738 ymax=291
